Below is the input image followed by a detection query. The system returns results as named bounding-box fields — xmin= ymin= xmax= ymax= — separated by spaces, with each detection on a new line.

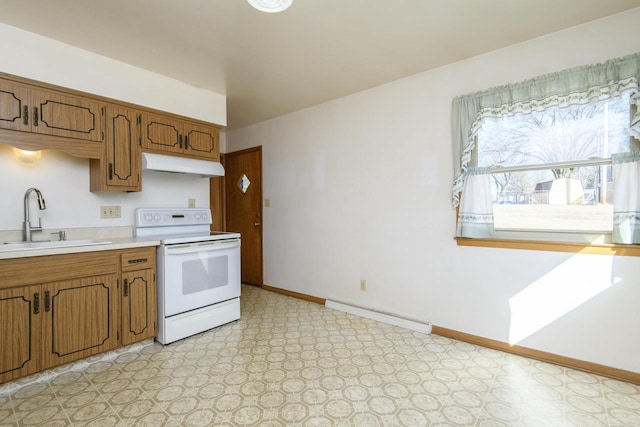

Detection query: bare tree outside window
xmin=475 ymin=94 xmax=632 ymax=232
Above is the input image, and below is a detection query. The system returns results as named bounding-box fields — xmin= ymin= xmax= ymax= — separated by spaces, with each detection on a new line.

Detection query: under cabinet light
xmin=13 ymin=147 xmax=42 ymax=165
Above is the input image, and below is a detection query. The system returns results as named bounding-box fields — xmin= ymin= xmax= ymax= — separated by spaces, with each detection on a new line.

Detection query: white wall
xmin=0 ymin=24 xmax=226 ymax=126
xmin=227 ymin=9 xmax=640 ymax=373
xmin=0 ymin=24 xmax=226 ymax=231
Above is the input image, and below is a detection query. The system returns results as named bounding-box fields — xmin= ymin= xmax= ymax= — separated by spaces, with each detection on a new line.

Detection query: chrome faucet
xmin=23 ymin=187 xmax=46 ymax=242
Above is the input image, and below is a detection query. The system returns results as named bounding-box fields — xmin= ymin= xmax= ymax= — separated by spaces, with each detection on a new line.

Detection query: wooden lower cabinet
xmin=0 ymin=247 xmax=157 ymax=385
xmin=122 ymin=269 xmax=156 ymax=345
xmin=42 ymin=274 xmax=118 ymax=369
xmin=0 ymin=286 xmax=40 ymax=383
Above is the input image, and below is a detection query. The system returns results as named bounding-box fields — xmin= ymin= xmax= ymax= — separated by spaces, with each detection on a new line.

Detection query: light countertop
xmin=0 ymin=237 xmax=160 ymax=260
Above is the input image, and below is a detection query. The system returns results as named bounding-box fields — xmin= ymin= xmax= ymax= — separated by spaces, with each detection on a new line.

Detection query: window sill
xmin=455 ymin=237 xmax=640 ymax=257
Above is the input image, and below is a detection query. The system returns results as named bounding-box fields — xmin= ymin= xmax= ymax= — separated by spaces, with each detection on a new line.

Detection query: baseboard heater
xmin=325 ymin=299 xmax=432 ymax=334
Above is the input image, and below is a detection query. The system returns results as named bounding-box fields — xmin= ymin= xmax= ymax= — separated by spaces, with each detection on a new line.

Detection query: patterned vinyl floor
xmin=1 ymin=284 xmax=639 ymax=426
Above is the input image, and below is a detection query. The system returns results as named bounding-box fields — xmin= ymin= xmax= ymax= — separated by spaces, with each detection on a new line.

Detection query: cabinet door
xmin=0 ymin=79 xmax=30 ymax=132
xmin=140 ymin=113 xmax=183 ymax=155
xmin=31 ymin=87 xmax=104 ymax=142
xmin=184 ymin=123 xmax=219 ymax=160
xmin=0 ymin=286 xmax=41 ymax=383
xmin=122 ymin=269 xmax=156 ymax=345
xmin=41 ymin=275 xmax=118 ymax=369
xmin=105 ymin=106 xmax=140 ymax=190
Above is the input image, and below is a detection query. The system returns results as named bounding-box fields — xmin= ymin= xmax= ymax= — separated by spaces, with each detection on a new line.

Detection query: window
xmin=473 ymin=94 xmax=636 ymax=242
xmin=451 ymin=53 xmax=640 ymax=247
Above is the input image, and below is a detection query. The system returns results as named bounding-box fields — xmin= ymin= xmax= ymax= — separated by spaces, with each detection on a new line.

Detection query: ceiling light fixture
xmin=247 ymin=0 xmax=293 ymax=13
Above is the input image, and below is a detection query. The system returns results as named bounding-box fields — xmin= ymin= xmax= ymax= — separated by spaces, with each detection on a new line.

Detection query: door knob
xmin=254 ymin=222 xmax=261 ymax=227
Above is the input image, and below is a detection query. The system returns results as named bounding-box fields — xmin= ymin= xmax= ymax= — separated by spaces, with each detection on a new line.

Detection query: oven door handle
xmin=163 ymin=240 xmax=240 ymax=255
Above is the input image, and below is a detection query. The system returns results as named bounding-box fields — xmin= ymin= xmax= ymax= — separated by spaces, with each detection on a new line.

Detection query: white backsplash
xmin=0 ymin=226 xmax=133 ymax=244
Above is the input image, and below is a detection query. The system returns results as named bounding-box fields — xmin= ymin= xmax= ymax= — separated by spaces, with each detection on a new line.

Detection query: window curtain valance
xmin=451 ymin=52 xmax=640 ymax=207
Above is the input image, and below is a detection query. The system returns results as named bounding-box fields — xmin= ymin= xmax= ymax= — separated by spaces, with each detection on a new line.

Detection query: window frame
xmin=455 ymin=235 xmax=640 ymax=257
xmin=455 ymin=97 xmax=640 ymax=254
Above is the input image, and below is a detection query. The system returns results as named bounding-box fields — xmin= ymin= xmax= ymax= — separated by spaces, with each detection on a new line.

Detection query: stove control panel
xmin=135 ymin=208 xmax=211 ymax=227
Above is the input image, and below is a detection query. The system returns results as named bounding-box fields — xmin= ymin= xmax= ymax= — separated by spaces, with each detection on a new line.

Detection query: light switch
xmin=264 ymin=198 xmax=271 ymax=207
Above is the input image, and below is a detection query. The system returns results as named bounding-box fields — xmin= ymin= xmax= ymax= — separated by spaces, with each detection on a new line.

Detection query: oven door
xmin=160 ymin=239 xmax=241 ymax=317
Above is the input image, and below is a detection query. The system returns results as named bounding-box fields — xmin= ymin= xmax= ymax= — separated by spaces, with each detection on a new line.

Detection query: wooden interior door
xmin=224 ymin=147 xmax=263 ymax=285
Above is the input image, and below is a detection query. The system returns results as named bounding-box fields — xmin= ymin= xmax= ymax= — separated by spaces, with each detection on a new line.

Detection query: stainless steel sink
xmin=0 ymin=239 xmax=112 ymax=252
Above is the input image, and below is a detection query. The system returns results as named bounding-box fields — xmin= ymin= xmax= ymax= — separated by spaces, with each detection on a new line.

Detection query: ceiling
xmin=1 ymin=0 xmax=639 ymax=130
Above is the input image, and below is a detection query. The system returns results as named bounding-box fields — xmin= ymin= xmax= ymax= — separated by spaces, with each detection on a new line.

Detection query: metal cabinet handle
xmin=44 ymin=291 xmax=50 ymax=312
xmin=23 ymin=105 xmax=29 ymax=125
xmin=123 ymin=278 xmax=129 ymax=297
xmin=33 ymin=293 xmax=39 ymax=314
xmin=185 ymin=135 xmax=189 ymax=149
xmin=108 ymin=163 xmax=113 ymax=180
xmin=33 ymin=107 xmax=39 ymax=127
xmin=127 ymin=258 xmax=147 ymax=264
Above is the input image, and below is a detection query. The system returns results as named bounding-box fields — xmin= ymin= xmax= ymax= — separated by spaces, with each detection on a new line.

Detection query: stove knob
xmin=154 ymin=214 xmax=161 ymax=221
xmin=144 ymin=213 xmax=152 ymax=222
xmin=194 ymin=213 xmax=201 ymax=220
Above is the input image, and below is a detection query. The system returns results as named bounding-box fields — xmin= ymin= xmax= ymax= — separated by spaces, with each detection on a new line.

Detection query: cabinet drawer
xmin=121 ymin=247 xmax=155 ymax=271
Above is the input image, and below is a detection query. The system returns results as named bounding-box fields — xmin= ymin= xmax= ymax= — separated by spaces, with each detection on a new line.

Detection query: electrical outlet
xmin=188 ymin=198 xmax=196 ymax=208
xmin=100 ymin=205 xmax=121 ymax=219
xmin=360 ymin=280 xmax=367 ymax=291
xmin=264 ymin=198 xmax=271 ymax=207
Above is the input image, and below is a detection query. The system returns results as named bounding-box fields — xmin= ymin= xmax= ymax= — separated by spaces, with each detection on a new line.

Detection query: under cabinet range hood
xmin=141 ymin=152 xmax=225 ymax=177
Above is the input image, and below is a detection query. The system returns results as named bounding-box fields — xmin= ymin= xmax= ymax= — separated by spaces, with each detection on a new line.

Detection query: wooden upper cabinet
xmin=141 ymin=112 xmax=220 ymax=160
xmin=0 ymin=79 xmax=30 ymax=132
xmin=0 ymin=76 xmax=104 ymax=142
xmin=31 ymin=87 xmax=103 ymax=142
xmin=141 ymin=112 xmax=183 ymax=155
xmin=184 ymin=123 xmax=219 ymax=160
xmin=1 ymin=72 xmax=223 ymax=191
xmin=90 ymin=106 xmax=140 ymax=191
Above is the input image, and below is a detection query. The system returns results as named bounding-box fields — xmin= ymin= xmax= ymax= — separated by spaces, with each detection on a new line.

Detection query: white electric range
xmin=135 ymin=208 xmax=241 ymax=344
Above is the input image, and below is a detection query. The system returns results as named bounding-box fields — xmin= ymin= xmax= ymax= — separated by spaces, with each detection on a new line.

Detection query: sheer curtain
xmin=456 ymin=168 xmax=495 ymax=238
xmin=612 ymin=152 xmax=640 ymax=244
xmin=451 ymin=52 xmax=640 ymax=207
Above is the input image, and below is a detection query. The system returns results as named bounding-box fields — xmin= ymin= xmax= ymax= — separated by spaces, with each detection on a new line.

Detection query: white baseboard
xmin=325 ymin=299 xmax=431 ymax=334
